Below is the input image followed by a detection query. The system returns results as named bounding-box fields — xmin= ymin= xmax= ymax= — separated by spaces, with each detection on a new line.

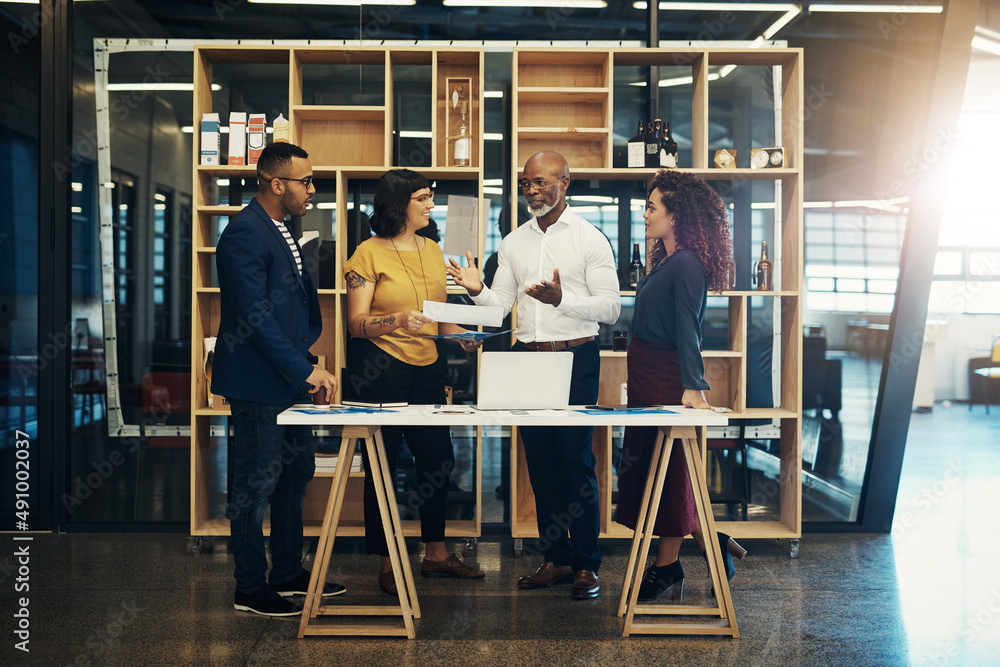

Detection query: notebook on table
xmin=476 ymin=351 xmax=574 ymax=410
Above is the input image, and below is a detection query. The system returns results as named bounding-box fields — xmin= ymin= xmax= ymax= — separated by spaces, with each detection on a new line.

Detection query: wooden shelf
xmin=192 ymin=45 xmax=486 ymax=542
xmin=510 ymin=45 xmax=804 ymax=542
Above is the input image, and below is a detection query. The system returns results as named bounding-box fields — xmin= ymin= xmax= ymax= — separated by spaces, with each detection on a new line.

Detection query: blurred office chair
xmin=136 ymin=372 xmax=191 ymax=520
xmin=971 ymin=334 xmax=1000 ymax=414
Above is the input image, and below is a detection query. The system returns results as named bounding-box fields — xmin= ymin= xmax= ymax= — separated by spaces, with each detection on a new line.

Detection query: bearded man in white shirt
xmin=448 ymin=151 xmax=621 ymax=599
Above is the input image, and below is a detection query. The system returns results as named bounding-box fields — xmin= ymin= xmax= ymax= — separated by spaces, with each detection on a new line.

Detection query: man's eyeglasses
xmin=275 ymin=176 xmax=314 ymax=188
xmin=518 ymin=177 xmax=563 ymax=193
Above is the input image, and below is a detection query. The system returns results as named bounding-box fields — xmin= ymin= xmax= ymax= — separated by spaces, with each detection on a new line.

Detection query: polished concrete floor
xmin=4 ymin=405 xmax=1000 ymax=666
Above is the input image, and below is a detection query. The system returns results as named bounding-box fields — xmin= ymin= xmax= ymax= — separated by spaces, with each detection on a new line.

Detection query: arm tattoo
xmin=359 ymin=318 xmax=367 ymax=338
xmin=346 ymin=271 xmax=367 ymax=290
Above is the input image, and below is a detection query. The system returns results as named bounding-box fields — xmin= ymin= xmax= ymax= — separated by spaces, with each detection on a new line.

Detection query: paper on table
xmin=442 ymin=195 xmax=479 ymax=257
xmin=423 ymin=300 xmax=503 ymax=327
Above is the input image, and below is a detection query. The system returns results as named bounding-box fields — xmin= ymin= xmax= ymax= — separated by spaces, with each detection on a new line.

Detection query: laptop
xmin=476 ymin=351 xmax=574 ymax=410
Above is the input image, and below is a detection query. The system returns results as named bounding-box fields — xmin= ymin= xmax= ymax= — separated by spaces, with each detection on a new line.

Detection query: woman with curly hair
xmin=616 ymin=169 xmax=747 ymax=601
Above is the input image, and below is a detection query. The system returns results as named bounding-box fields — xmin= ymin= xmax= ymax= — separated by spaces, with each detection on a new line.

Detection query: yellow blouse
xmin=344 ymin=238 xmax=447 ymax=366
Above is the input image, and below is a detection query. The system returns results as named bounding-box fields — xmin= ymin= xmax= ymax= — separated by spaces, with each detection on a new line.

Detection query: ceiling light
xmin=484 ymin=91 xmax=504 ymax=98
xmin=107 ymin=83 xmax=221 ymax=91
xmin=446 ymin=1 xmax=606 ymax=6
xmin=809 ymin=4 xmax=942 ymax=13
xmin=399 ymin=130 xmax=432 ymax=139
xmin=761 ymin=7 xmax=800 ymax=39
xmin=971 ymin=35 xmax=1000 ymax=57
xmin=634 ymin=2 xmax=797 ymax=10
xmin=248 ymin=0 xmax=414 ymax=5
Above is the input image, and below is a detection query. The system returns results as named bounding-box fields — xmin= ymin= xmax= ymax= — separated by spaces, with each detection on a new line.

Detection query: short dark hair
xmin=370 ymin=169 xmax=429 ymax=238
xmin=256 ymin=142 xmax=309 ymax=189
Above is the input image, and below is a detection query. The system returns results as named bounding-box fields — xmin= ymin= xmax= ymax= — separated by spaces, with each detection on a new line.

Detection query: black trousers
xmin=347 ymin=338 xmax=454 ymax=556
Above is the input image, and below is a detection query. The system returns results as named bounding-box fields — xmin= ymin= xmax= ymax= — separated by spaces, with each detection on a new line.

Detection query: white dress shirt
xmin=472 ymin=205 xmax=621 ymax=342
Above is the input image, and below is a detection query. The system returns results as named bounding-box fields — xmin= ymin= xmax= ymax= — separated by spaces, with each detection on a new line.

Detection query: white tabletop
xmin=277 ymin=404 xmax=729 ymax=428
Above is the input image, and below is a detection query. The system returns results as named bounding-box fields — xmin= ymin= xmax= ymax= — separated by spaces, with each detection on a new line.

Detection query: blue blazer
xmin=212 ymin=198 xmax=322 ymax=404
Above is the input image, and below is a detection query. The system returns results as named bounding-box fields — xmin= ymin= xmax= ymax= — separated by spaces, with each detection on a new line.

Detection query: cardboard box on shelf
xmin=200 ymin=113 xmax=220 ymax=165
xmin=228 ymin=112 xmax=247 ymax=165
xmin=272 ymin=113 xmax=289 ymax=143
xmin=247 ymin=113 xmax=267 ymax=165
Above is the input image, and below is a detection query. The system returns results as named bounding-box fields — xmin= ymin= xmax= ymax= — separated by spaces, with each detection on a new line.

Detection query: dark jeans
xmin=514 ymin=338 xmax=602 ymax=573
xmin=227 ymin=385 xmax=315 ymax=594
xmin=348 ymin=338 xmax=454 ymax=556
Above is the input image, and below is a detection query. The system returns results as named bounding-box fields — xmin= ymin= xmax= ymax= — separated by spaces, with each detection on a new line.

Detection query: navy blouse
xmin=630 ymin=248 xmax=710 ymax=391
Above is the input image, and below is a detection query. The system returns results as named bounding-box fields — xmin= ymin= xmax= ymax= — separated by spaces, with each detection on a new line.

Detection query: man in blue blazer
xmin=214 ymin=141 xmax=343 ymax=616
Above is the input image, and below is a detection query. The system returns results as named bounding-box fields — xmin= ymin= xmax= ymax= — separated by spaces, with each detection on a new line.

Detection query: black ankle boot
xmin=637 ymin=560 xmax=684 ymax=601
xmin=703 ymin=532 xmax=747 ymax=595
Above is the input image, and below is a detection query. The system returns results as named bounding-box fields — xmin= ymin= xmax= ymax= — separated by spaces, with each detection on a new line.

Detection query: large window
xmin=805 ymin=209 xmax=905 ymax=313
xmin=928 ymin=110 xmax=1000 ymax=316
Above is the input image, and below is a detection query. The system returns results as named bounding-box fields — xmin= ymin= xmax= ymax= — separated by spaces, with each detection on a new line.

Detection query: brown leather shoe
xmin=518 ymin=562 xmax=574 ymax=589
xmin=378 ymin=570 xmax=397 ymax=596
xmin=571 ymin=570 xmax=600 ymax=599
xmin=421 ymin=553 xmax=485 ymax=579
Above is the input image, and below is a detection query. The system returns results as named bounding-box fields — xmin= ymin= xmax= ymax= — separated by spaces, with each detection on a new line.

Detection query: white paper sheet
xmin=442 ymin=194 xmax=479 ymax=257
xmin=423 ymin=300 xmax=503 ymax=327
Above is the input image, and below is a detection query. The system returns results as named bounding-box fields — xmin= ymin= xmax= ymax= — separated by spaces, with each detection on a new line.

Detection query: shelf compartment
xmin=516 ymin=50 xmax=609 ymax=88
xmin=516 ymin=88 xmax=609 ymax=129
xmin=292 ymin=106 xmax=387 ymax=167
xmin=704 ymin=356 xmax=742 ymax=412
xmin=517 ymin=130 xmax=609 ymax=170
xmin=436 ymin=51 xmax=482 ymax=169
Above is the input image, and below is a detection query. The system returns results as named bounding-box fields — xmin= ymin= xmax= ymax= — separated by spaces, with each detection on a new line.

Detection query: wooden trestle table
xmin=277 ymin=404 xmax=733 ymax=639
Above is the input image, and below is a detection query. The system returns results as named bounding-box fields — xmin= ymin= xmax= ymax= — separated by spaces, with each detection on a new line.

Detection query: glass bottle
xmin=627 ymin=120 xmax=646 ymax=168
xmin=754 ymin=241 xmax=773 ymax=291
xmin=660 ymin=120 xmax=678 ymax=168
xmin=450 ymin=88 xmax=472 ymax=167
xmin=645 ymin=119 xmax=660 ymax=168
xmin=629 ymin=242 xmax=644 ymax=289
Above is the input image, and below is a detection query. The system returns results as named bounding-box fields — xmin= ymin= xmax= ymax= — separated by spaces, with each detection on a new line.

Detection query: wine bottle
xmin=660 ymin=120 xmax=678 ymax=168
xmin=629 ymin=242 xmax=644 ymax=289
xmin=754 ymin=241 xmax=773 ymax=291
xmin=645 ymin=119 xmax=660 ymax=168
xmin=627 ymin=120 xmax=646 ymax=168
xmin=450 ymin=88 xmax=472 ymax=167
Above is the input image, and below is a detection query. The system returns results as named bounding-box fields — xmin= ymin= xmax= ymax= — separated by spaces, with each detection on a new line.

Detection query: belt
xmin=519 ymin=336 xmax=595 ymax=351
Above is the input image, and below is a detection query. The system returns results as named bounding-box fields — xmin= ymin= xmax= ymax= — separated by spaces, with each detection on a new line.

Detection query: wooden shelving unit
xmin=509 ymin=46 xmax=804 ymax=544
xmin=190 ymin=46 xmax=485 ymax=539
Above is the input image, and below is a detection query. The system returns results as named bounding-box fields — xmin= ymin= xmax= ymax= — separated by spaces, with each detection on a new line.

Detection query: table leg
xmin=298 ymin=432 xmax=356 ymax=637
xmin=622 ymin=427 xmax=675 ymax=637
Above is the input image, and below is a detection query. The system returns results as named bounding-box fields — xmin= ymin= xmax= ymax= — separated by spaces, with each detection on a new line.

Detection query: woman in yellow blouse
xmin=344 ymin=169 xmax=484 ymax=595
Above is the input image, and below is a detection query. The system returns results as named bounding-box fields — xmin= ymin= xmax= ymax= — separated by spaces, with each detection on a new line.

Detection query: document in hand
xmin=423 ymin=300 xmax=503 ymax=327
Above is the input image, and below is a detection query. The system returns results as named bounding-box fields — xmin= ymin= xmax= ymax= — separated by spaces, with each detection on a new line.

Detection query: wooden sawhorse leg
xmin=298 ymin=425 xmax=421 ymax=638
xmin=618 ymin=425 xmax=739 ymax=638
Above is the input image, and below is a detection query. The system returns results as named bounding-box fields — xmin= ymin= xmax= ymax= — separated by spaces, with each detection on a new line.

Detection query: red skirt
xmin=615 ymin=334 xmax=697 ymax=537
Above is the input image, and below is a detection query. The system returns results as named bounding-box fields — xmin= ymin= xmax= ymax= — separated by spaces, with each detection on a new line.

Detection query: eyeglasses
xmin=518 ymin=177 xmax=563 ymax=193
xmin=275 ymin=176 xmax=314 ymax=188
xmin=411 ymin=192 xmax=435 ymax=204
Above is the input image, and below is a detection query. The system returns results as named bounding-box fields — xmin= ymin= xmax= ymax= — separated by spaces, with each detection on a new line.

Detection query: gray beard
xmin=529 ymin=201 xmax=556 ymax=218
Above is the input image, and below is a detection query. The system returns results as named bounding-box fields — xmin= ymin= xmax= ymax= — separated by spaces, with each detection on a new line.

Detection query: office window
xmin=805 ymin=210 xmax=905 ymax=313
xmin=152 ymin=189 xmax=171 ymax=341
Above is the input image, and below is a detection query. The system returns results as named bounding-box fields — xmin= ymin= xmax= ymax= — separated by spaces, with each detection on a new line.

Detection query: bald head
xmin=524 ymin=151 xmax=570 ymax=179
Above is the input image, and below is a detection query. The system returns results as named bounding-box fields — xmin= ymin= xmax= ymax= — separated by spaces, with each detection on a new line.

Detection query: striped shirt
xmin=271 ymin=218 xmax=302 ymax=276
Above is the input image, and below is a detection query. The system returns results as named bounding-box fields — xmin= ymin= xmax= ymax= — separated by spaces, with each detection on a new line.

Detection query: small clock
xmin=714 ymin=149 xmax=738 ymax=169
xmin=751 ymin=146 xmax=785 ymax=169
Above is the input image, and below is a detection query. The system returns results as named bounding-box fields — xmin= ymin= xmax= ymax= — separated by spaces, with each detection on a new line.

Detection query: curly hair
xmin=370 ymin=169 xmax=429 ymax=238
xmin=647 ymin=169 xmax=733 ymax=293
